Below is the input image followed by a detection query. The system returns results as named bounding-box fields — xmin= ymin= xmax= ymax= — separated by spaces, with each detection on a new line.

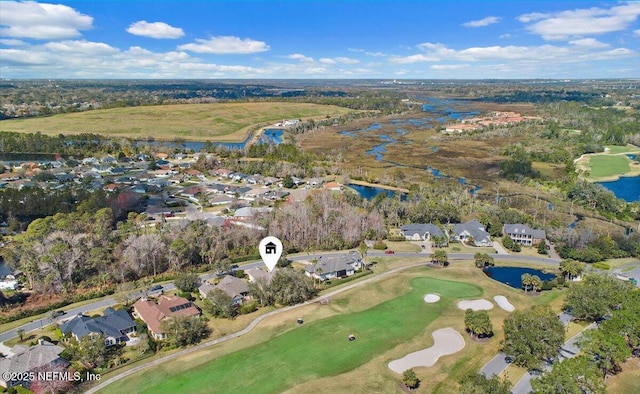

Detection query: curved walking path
xmin=83 ymin=262 xmax=430 ymax=394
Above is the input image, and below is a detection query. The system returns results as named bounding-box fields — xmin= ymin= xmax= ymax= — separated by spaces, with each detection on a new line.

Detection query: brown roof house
xmin=133 ymin=295 xmax=200 ymax=340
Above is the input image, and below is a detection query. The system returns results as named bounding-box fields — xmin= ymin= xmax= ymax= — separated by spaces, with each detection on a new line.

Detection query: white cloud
xmin=568 ymin=38 xmax=609 ymax=48
xmin=319 ymin=56 xmax=359 ymax=65
xmin=634 ymin=29 xmax=640 ymax=37
xmin=0 ymin=1 xmax=92 ymax=39
xmin=0 ymin=38 xmax=25 ymax=46
xmin=348 ymin=48 xmax=386 ymax=57
xmin=462 ymin=16 xmax=500 ymax=28
xmin=431 ymin=64 xmax=470 ymax=70
xmin=178 ymin=36 xmax=269 ymax=54
xmin=519 ymin=2 xmax=640 ymax=40
xmin=126 ymin=21 xmax=184 ymax=39
xmin=389 ymin=41 xmax=635 ymax=65
xmin=288 ymin=53 xmax=314 ymax=62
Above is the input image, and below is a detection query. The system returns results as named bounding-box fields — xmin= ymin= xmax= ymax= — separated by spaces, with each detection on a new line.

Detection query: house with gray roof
xmin=0 ymin=340 xmax=68 ymax=389
xmin=503 ymin=223 xmax=546 ymax=246
xmin=60 ymin=307 xmax=136 ymax=347
xmin=304 ymin=252 xmax=362 ymax=281
xmin=400 ymin=223 xmax=447 ymax=245
xmin=453 ymin=219 xmax=491 ymax=247
xmin=245 ymin=267 xmax=274 ymax=284
xmin=199 ymin=275 xmax=249 ymax=305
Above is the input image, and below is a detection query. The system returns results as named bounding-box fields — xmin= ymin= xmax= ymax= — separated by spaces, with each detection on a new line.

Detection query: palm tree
xmin=521 ymin=273 xmax=532 ymax=292
xmin=432 ymin=250 xmax=448 ymax=266
xmin=531 ymin=275 xmax=542 ymax=293
xmin=358 ymin=241 xmax=368 ymax=272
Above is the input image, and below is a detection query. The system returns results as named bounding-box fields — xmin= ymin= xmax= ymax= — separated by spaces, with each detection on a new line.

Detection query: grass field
xmin=588 ymin=155 xmax=631 ymax=179
xmin=100 ymin=275 xmax=482 ymax=394
xmin=0 ymin=102 xmax=354 ymax=141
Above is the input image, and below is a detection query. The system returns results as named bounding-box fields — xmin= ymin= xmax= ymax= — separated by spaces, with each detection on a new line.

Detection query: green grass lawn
xmin=100 ymin=277 xmax=482 ymax=394
xmin=0 ymin=102 xmax=354 ymax=142
xmin=588 ymin=155 xmax=631 ymax=179
xmin=605 ymin=145 xmax=640 ymax=154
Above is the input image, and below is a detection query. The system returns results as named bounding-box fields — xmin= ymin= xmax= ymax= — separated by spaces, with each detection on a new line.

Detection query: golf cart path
xmin=84 ymin=262 xmax=430 ymax=394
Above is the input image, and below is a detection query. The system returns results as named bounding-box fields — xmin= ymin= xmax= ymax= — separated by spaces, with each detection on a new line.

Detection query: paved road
xmin=83 ymin=261 xmax=432 ymax=394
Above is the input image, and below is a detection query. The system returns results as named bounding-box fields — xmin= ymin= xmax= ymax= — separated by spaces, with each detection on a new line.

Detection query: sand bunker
xmin=388 ymin=327 xmax=465 ymax=373
xmin=424 ymin=294 xmax=440 ymax=303
xmin=493 ymin=295 xmax=515 ymax=312
xmin=457 ymin=299 xmax=494 ymax=311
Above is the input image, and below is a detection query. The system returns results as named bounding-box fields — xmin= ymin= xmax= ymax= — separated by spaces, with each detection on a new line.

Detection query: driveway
xmin=492 ymin=241 xmax=509 ymax=255
xmin=480 ymin=352 xmax=510 ymax=377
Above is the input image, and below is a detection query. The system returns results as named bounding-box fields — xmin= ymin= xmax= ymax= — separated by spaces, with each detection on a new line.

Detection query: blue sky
xmin=0 ymin=1 xmax=639 ymax=79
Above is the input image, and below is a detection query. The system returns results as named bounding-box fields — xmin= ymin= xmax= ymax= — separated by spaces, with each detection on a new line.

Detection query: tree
xmin=579 ymin=328 xmax=630 ymax=382
xmin=203 ymin=288 xmax=238 ymax=319
xmin=536 ymin=240 xmax=548 ymax=255
xmin=503 ymin=236 xmax=521 ymax=252
xmin=531 ymin=356 xmax=605 ymax=394
xmin=358 ymin=241 xmax=368 ymax=271
xmin=559 ymin=259 xmax=584 ymax=281
xmin=501 ymin=305 xmax=564 ymax=370
xmin=459 ymin=373 xmax=511 ymax=394
xmin=76 ymin=333 xmax=108 ymax=368
xmin=521 ymin=273 xmax=533 ymax=292
xmin=174 ymin=272 xmax=200 ymax=293
xmin=474 ymin=252 xmax=494 ymax=268
xmin=431 ymin=250 xmax=448 ymax=266
xmin=564 ymin=273 xmax=632 ymax=322
xmin=402 ymin=369 xmax=420 ymax=390
xmin=248 ymin=276 xmax=274 ymax=307
xmin=30 ymin=363 xmax=74 ymax=394
xmin=530 ymin=275 xmax=542 ymax=293
xmin=464 ymin=309 xmax=493 ymax=339
xmin=160 ymin=315 xmax=210 ymax=348
xmin=17 ymin=328 xmax=24 ymax=342
xmin=269 ymin=268 xmax=317 ymax=305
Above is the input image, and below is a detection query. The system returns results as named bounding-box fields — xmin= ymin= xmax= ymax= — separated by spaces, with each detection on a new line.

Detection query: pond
xmin=347 ymin=183 xmax=406 ymax=201
xmin=597 ymin=175 xmax=640 ymax=203
xmin=0 ymin=257 xmax=11 ymax=278
xmin=483 ymin=266 xmax=556 ymax=289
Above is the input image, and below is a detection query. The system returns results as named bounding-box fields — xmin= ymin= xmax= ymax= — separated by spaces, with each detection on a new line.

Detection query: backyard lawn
xmin=100 ymin=276 xmax=482 ymax=394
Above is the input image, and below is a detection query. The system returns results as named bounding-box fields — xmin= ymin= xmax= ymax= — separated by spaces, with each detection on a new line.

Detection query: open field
xmin=98 ymin=260 xmax=567 ymax=394
xmin=588 ymin=155 xmax=631 ymax=179
xmin=0 ymin=102 xmax=354 ymax=141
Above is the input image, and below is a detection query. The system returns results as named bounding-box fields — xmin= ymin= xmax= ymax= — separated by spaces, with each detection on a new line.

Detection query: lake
xmin=484 ymin=266 xmax=556 ymax=289
xmin=597 ymin=175 xmax=640 ymax=202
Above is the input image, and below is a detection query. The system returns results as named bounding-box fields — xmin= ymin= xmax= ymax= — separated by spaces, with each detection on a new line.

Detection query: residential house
xmin=245 ymin=267 xmax=274 ymax=283
xmin=232 ymin=207 xmax=273 ymax=221
xmin=0 ymin=340 xmax=68 ymax=389
xmin=212 ymin=275 xmax=249 ymax=305
xmin=215 ymin=168 xmax=234 ymax=178
xmin=133 ymin=295 xmax=200 ymax=340
xmin=304 ymin=252 xmax=362 ymax=281
xmin=400 ymin=223 xmax=447 ymax=245
xmin=453 ymin=219 xmax=491 ymax=247
xmin=503 ymin=223 xmax=546 ymax=246
xmin=60 ymin=307 xmax=136 ymax=346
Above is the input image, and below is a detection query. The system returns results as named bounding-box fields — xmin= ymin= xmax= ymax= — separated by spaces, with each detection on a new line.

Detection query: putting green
xmin=101 ymin=277 xmax=481 ymax=394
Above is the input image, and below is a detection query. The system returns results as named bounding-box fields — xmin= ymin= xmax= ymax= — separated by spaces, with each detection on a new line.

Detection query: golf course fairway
xmin=100 ymin=276 xmax=482 ymax=394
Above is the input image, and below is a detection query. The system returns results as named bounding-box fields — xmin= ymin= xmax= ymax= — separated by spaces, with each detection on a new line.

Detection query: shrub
xmin=386 ymin=235 xmax=407 ymax=242
xmin=177 ymin=291 xmax=195 ymax=301
xmin=373 ymin=240 xmax=387 ymax=250
xmin=239 ymin=301 xmax=258 ymax=315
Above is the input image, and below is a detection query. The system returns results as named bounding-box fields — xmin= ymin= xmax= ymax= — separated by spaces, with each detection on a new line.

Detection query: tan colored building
xmin=133 ymin=295 xmax=200 ymax=340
